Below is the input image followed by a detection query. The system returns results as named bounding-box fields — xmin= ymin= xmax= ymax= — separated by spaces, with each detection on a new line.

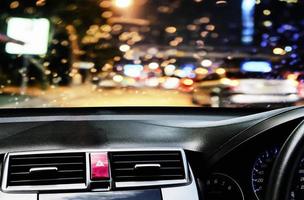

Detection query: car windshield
xmin=0 ymin=0 xmax=303 ymax=108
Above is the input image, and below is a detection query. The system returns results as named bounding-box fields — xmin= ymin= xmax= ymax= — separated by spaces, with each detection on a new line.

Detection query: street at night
xmin=1 ymin=0 xmax=304 ymax=109
xmin=0 ymin=86 xmax=196 ymax=108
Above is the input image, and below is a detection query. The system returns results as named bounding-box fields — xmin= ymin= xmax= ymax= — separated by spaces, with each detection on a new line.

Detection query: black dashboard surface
xmin=0 ymin=107 xmax=291 ymax=158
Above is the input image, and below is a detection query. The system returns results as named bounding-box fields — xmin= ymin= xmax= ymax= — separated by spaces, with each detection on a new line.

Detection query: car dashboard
xmin=0 ymin=107 xmax=303 ymax=200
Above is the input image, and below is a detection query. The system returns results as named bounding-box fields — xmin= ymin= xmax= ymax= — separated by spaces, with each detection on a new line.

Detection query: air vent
xmin=6 ymin=153 xmax=86 ymax=187
xmin=110 ymin=151 xmax=186 ymax=182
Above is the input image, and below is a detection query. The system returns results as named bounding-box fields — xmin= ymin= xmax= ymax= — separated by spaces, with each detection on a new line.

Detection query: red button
xmin=90 ymin=153 xmax=109 ymax=180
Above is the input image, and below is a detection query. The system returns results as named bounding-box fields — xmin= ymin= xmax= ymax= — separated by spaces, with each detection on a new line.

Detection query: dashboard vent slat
xmin=7 ymin=153 xmax=86 ymax=187
xmin=110 ymin=151 xmax=186 ymax=182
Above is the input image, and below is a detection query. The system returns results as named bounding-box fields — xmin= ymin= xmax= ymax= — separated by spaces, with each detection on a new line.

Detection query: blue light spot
xmin=242 ymin=36 xmax=253 ymax=43
xmin=260 ymin=41 xmax=268 ymax=47
xmin=277 ymin=27 xmax=285 ymax=33
xmin=282 ymin=24 xmax=294 ymax=31
xmin=291 ymin=54 xmax=298 ymax=58
xmin=293 ymin=33 xmax=300 ymax=41
xmin=241 ymin=0 xmax=255 ymax=44
xmin=285 ymin=46 xmax=292 ymax=52
xmin=262 ymin=34 xmax=269 ymax=39
xmin=241 ymin=61 xmax=272 ymax=73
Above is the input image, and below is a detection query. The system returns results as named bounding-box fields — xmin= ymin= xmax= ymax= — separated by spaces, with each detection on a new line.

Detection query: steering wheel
xmin=266 ymin=120 xmax=304 ymax=200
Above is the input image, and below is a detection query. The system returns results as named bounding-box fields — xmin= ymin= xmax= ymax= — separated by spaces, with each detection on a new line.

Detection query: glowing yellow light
xmin=220 ymin=78 xmax=239 ymax=86
xmin=263 ymin=9 xmax=271 ymax=15
xmin=183 ymin=79 xmax=194 ymax=86
xmin=165 ymin=26 xmax=177 ymax=34
xmin=206 ymin=25 xmax=215 ymax=31
xmin=45 ymin=70 xmax=51 ymax=75
xmin=159 ymin=77 xmax=166 ymax=83
xmin=169 ymin=40 xmax=179 ymax=46
xmin=195 ymin=68 xmax=208 ymax=75
xmin=164 ymin=65 xmax=176 ymax=76
xmin=215 ymin=68 xmax=226 ymax=75
xmin=273 ymin=47 xmax=286 ymax=55
xmin=220 ymin=78 xmax=230 ymax=85
xmin=100 ymin=25 xmax=112 ymax=32
xmin=113 ymin=75 xmax=124 ymax=82
xmin=101 ymin=11 xmax=113 ymax=18
xmin=119 ymin=44 xmax=130 ymax=52
xmin=263 ymin=21 xmax=272 ymax=27
xmin=175 ymin=37 xmax=183 ymax=43
xmin=36 ymin=0 xmax=46 ymax=6
xmin=148 ymin=62 xmax=159 ymax=70
xmin=112 ymin=24 xmax=123 ymax=32
xmin=10 ymin=1 xmax=19 ymax=9
xmin=100 ymin=1 xmax=112 ymax=8
xmin=187 ymin=24 xmax=197 ymax=31
xmin=230 ymin=80 xmax=240 ymax=87
xmin=199 ymin=17 xmax=210 ymax=24
xmin=113 ymin=56 xmax=121 ymax=61
xmin=287 ymin=74 xmax=298 ymax=80
xmin=90 ymin=68 xmax=97 ymax=73
xmin=114 ymin=0 xmax=133 ymax=8
xmin=279 ymin=0 xmax=298 ymax=3
xmin=200 ymin=31 xmax=208 ymax=38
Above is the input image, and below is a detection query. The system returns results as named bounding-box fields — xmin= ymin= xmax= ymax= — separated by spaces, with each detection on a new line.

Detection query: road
xmin=0 ymin=85 xmax=196 ymax=108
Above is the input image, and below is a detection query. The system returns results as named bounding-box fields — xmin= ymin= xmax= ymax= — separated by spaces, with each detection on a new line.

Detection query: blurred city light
xmin=113 ymin=75 xmax=124 ymax=82
xmin=119 ymin=44 xmax=130 ymax=52
xmin=161 ymin=77 xmax=180 ymax=89
xmin=148 ymin=62 xmax=159 ymax=70
xmin=273 ymin=47 xmax=286 ymax=55
xmin=145 ymin=77 xmax=159 ymax=87
xmin=73 ymin=62 xmax=95 ymax=69
xmin=124 ymin=64 xmax=143 ymax=77
xmin=215 ymin=68 xmax=226 ymax=75
xmin=165 ymin=26 xmax=177 ymax=34
xmin=263 ymin=21 xmax=272 ymax=27
xmin=285 ymin=46 xmax=293 ymax=52
xmin=201 ymin=59 xmax=213 ymax=67
xmin=182 ymin=64 xmax=196 ymax=78
xmin=288 ymin=79 xmax=299 ymax=87
xmin=280 ymin=0 xmax=298 ymax=3
xmin=287 ymin=74 xmax=298 ymax=81
xmin=182 ymin=78 xmax=194 ymax=86
xmin=164 ymin=65 xmax=176 ymax=76
xmin=6 ymin=17 xmax=50 ymax=55
xmin=241 ymin=0 xmax=255 ymax=43
xmin=10 ymin=1 xmax=20 ymax=9
xmin=241 ymin=61 xmax=272 ymax=73
xmin=195 ymin=68 xmax=209 ymax=75
xmin=114 ymin=0 xmax=133 ymax=8
xmin=220 ymin=78 xmax=240 ymax=87
xmin=263 ymin=9 xmax=271 ymax=16
xmin=1 ymin=0 xmax=304 ymax=108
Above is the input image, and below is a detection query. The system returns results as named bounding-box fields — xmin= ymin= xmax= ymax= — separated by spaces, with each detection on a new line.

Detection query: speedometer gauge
xmin=252 ymin=147 xmax=304 ymax=200
xmin=205 ymin=173 xmax=244 ymax=200
xmin=252 ymin=147 xmax=279 ymax=200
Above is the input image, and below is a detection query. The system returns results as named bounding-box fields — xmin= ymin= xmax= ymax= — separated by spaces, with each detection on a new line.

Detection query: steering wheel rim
xmin=266 ymin=120 xmax=304 ymax=200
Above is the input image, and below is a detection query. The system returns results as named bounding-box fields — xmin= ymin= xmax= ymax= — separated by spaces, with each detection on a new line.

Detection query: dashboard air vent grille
xmin=110 ymin=151 xmax=185 ymax=182
xmin=7 ymin=153 xmax=86 ymax=186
